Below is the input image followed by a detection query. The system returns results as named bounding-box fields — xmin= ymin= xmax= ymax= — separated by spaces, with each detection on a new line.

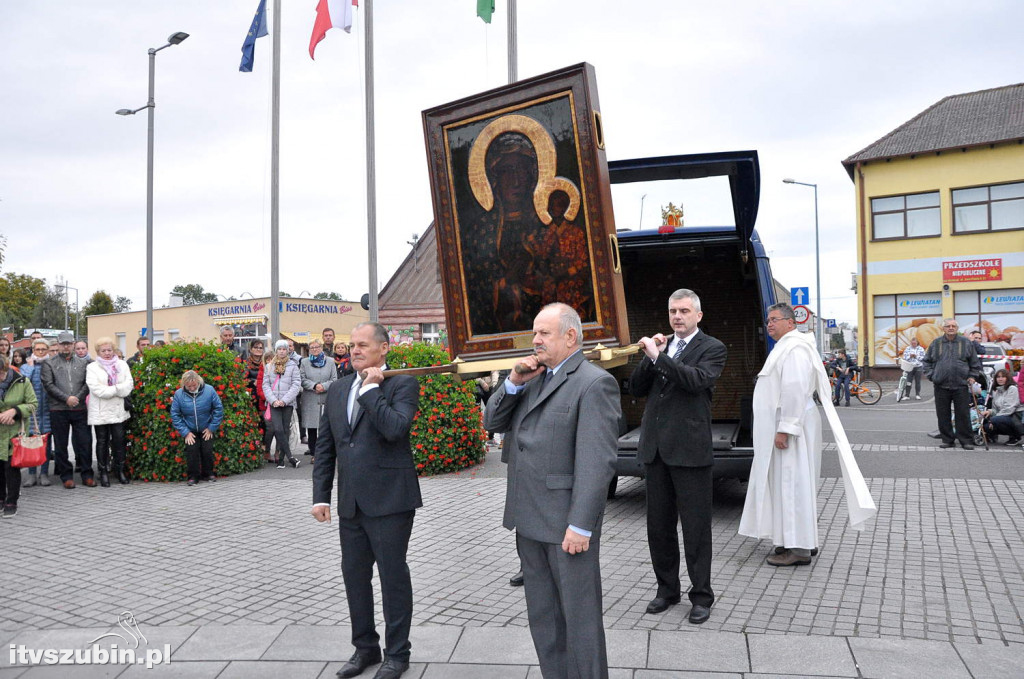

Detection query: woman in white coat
xmin=86 ymin=337 xmax=134 ymax=486
xmin=298 ymin=339 xmax=336 ymax=461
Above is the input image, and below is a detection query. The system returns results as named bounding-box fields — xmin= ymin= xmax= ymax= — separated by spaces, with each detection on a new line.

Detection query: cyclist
xmin=830 ymin=349 xmax=856 ymax=407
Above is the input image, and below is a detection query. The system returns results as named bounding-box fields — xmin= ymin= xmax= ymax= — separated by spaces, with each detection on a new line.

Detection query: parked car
xmin=979 ymin=343 xmax=1013 ymax=377
xmin=609 ymin=151 xmax=777 ymax=496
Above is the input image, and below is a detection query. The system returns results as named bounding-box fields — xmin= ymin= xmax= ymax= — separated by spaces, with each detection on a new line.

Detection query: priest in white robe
xmin=739 ymin=303 xmax=876 ymax=567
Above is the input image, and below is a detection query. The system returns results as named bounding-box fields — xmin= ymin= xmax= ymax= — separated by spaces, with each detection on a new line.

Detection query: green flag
xmin=477 ymin=0 xmax=494 ymax=23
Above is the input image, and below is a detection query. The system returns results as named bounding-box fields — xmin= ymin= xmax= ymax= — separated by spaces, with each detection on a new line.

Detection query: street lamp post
xmin=782 ymin=178 xmax=822 ymax=355
xmin=116 ymin=31 xmax=189 ymax=343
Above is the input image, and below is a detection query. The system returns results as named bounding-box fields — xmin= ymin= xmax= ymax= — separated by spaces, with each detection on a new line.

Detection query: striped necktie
xmin=672 ymin=338 xmax=687 ymax=360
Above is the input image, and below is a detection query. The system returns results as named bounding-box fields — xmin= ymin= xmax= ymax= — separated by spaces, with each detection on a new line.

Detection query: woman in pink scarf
xmin=85 ymin=337 xmax=134 ymax=486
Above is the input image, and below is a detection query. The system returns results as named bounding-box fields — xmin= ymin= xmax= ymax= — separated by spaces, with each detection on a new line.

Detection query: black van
xmin=606 ymin=151 xmax=778 ymax=492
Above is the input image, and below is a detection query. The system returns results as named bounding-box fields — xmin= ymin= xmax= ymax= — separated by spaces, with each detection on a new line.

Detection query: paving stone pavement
xmin=2 ymin=468 xmax=1023 ymax=676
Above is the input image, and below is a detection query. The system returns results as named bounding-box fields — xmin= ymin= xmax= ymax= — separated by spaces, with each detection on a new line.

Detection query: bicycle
xmin=895 ymin=358 xmax=915 ymax=402
xmin=829 ymin=370 xmax=882 ymax=405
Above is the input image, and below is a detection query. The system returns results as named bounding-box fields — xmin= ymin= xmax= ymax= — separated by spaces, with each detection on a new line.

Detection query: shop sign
xmin=942 ymin=258 xmax=1002 ymax=282
xmin=208 ymin=302 xmax=267 ymax=317
xmin=278 ymin=302 xmax=354 ymax=315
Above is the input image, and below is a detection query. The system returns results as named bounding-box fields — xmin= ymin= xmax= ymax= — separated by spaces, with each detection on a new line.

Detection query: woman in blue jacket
xmin=170 ymin=370 xmax=224 ymax=486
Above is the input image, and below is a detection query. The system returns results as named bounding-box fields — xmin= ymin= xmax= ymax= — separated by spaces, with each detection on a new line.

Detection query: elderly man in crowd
xmin=923 ymin=318 xmax=981 ymax=450
xmin=41 ymin=331 xmax=94 ymax=488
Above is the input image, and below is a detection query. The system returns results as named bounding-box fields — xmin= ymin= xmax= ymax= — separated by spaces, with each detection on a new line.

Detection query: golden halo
xmin=467 ymin=114 xmax=581 ymax=225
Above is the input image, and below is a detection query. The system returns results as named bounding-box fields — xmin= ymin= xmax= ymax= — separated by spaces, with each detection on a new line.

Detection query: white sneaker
xmin=915 ymin=395 xmax=921 ymax=400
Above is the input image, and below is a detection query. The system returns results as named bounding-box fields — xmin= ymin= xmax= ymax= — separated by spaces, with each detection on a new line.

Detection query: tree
xmin=313 ymin=291 xmax=344 ymax=300
xmin=114 ymin=296 xmax=133 ymax=312
xmin=0 ymin=272 xmax=48 ymax=335
xmin=31 ymin=284 xmax=68 ymax=330
xmin=170 ymin=283 xmax=218 ymax=305
xmin=82 ymin=290 xmax=116 ymax=318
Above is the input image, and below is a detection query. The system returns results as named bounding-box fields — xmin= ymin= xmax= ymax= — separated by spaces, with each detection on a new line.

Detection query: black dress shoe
xmin=337 ymin=650 xmax=381 ymax=678
xmin=645 ymin=595 xmax=681 ymax=614
xmin=372 ymin=658 xmax=409 ymax=679
xmin=939 ymin=442 xmax=956 ymax=449
xmin=688 ymin=604 xmax=711 ymax=624
xmin=961 ymin=443 xmax=975 ymax=450
xmin=509 ymin=570 xmax=524 ymax=587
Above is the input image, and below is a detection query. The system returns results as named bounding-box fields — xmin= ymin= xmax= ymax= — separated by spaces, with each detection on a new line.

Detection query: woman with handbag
xmin=262 ymin=340 xmax=301 ymax=469
xmin=21 ymin=340 xmax=53 ymax=487
xmin=86 ymin=338 xmax=134 ymax=487
xmin=0 ymin=354 xmax=39 ymax=518
xmin=299 ymin=339 xmax=336 ymax=461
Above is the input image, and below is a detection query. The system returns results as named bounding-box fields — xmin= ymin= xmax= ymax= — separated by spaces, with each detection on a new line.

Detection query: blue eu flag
xmin=239 ymin=0 xmax=269 ymax=72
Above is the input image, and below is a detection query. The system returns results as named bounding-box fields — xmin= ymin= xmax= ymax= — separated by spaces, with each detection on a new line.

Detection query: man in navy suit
xmin=312 ymin=323 xmax=421 ymax=679
xmin=630 ymin=289 xmax=727 ymax=625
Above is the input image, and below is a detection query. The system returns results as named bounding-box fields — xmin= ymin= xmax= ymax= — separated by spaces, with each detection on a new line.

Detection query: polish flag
xmin=309 ymin=0 xmax=358 ymax=59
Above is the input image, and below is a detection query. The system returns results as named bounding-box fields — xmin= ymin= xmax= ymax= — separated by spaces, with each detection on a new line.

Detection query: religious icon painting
xmin=423 ymin=62 xmax=629 ymax=360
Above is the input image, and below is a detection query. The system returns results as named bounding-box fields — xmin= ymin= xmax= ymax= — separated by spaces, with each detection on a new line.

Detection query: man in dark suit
xmin=485 ymin=303 xmax=619 ymax=679
xmin=629 ymin=288 xmax=727 ymax=625
xmin=312 ymin=322 xmax=421 ymax=679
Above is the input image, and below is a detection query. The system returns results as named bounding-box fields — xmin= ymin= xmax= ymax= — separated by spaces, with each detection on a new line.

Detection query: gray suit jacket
xmin=484 ymin=351 xmax=620 ymax=544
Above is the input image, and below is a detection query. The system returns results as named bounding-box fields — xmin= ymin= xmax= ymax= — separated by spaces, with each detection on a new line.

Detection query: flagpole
xmin=365 ymin=0 xmax=379 ymax=322
xmin=270 ymin=0 xmax=282 ymax=342
xmin=507 ymin=0 xmax=517 ymax=83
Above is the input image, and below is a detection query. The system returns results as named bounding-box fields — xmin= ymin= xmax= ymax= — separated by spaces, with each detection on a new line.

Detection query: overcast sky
xmin=2 ymin=1 xmax=1022 ymax=327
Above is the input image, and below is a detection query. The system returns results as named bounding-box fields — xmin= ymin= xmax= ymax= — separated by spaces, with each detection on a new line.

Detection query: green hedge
xmin=126 ymin=342 xmax=264 ymax=482
xmin=386 ymin=342 xmax=487 ymax=475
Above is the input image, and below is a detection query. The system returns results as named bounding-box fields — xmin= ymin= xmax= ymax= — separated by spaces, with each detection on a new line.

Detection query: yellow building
xmin=87 ymin=296 xmax=369 ymax=355
xmin=842 ymin=83 xmax=1024 ymax=371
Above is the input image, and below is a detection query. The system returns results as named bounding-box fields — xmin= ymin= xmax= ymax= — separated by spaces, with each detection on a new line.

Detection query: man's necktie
xmin=348 ymin=376 xmax=362 ymax=423
xmin=542 ymin=370 xmax=553 ymax=389
xmin=672 ymin=339 xmax=687 ymax=361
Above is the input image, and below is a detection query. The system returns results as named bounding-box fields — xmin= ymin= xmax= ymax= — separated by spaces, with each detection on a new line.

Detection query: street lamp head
xmin=168 ymin=32 xmax=189 ymax=45
xmin=782 ymin=178 xmax=795 ymax=184
xmin=115 ymin=109 xmax=134 ymax=116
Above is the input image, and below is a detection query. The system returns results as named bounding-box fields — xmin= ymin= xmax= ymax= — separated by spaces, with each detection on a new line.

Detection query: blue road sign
xmin=826 ymin=319 xmax=837 ymax=329
xmin=790 ymin=287 xmax=809 ymax=306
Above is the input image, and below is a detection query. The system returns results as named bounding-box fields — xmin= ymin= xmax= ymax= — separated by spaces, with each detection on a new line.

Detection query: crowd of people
xmin=0 ymin=325 xmax=357 ymax=517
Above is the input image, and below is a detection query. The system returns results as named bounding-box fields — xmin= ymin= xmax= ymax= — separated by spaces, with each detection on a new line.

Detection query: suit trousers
xmin=645 ymin=455 xmax=715 ymax=607
xmin=517 ymin=533 xmax=608 ymax=679
xmin=934 ymin=386 xmax=973 ymax=446
xmin=50 ymin=409 xmax=93 ymax=482
xmin=338 ymin=508 xmax=415 ymax=662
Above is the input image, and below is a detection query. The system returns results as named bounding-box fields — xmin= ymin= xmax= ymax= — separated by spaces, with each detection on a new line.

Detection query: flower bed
xmin=386 ymin=342 xmax=487 ymax=476
xmin=126 ymin=342 xmax=264 ymax=482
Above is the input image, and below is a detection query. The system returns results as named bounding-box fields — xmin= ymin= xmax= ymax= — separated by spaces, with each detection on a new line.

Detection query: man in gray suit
xmin=485 ymin=303 xmax=620 ymax=679
xmin=312 ymin=322 xmax=421 ymax=679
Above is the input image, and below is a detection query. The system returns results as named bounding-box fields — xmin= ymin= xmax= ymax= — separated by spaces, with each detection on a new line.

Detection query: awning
xmin=213 ymin=316 xmax=267 ymax=326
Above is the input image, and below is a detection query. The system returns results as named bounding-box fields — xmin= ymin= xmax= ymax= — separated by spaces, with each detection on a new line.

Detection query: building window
xmin=871 ymin=191 xmax=940 ymax=240
xmin=872 ymin=292 xmax=943 ymax=365
xmin=168 ymin=329 xmax=180 ymax=342
xmin=421 ymin=323 xmax=441 ymax=345
xmin=952 ymin=181 xmax=1024 ymax=233
xmin=115 ymin=333 xmax=126 ymax=356
xmin=954 ymin=287 xmax=1024 ymax=343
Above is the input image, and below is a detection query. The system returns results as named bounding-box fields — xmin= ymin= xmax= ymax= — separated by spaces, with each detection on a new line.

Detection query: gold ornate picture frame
xmin=422 ymin=63 xmax=628 ymax=360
